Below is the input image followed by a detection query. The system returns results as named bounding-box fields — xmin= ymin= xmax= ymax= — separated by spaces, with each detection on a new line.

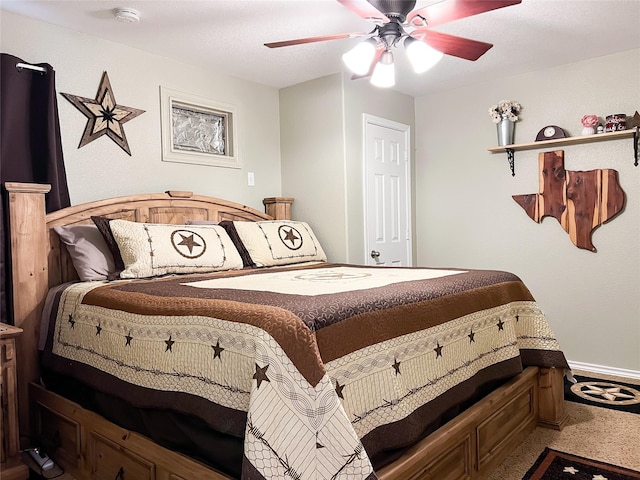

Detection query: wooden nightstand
xmin=1 ymin=323 xmax=29 ymax=480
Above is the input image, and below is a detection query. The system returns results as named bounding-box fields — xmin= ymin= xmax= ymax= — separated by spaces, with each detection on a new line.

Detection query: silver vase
xmin=497 ymin=115 xmax=515 ymax=146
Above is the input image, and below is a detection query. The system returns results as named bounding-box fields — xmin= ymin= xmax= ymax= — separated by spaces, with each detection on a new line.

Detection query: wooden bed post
xmin=537 ymin=367 xmax=569 ymax=430
xmin=5 ymin=182 xmax=51 ymax=439
xmin=263 ymin=197 xmax=294 ymax=220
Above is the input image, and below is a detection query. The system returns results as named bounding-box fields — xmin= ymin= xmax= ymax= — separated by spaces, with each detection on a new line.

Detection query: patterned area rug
xmin=565 ymin=375 xmax=640 ymax=414
xmin=523 ymin=448 xmax=640 ymax=480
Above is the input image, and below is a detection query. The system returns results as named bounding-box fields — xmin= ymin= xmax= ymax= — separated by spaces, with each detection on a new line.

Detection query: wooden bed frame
xmin=6 ymin=182 xmax=567 ymax=480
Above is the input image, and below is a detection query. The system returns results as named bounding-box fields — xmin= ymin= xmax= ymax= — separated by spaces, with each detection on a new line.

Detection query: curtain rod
xmin=16 ymin=62 xmax=47 ymax=74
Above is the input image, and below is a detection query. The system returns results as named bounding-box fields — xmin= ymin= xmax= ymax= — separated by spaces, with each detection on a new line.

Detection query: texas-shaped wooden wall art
xmin=513 ymin=150 xmax=625 ymax=251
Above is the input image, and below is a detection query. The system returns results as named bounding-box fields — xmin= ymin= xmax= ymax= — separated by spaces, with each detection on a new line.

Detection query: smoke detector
xmin=113 ymin=7 xmax=140 ymax=23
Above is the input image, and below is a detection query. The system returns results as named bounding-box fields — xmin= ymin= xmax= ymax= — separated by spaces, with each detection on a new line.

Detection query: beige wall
xmin=1 ymin=11 xmax=282 ymax=211
xmin=415 ymin=49 xmax=640 ymax=372
xmin=279 ymin=74 xmax=347 ymax=261
xmin=280 ymin=73 xmax=415 ymax=263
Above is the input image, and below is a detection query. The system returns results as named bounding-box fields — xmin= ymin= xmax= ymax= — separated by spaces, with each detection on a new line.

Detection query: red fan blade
xmin=350 ymin=48 xmax=384 ymax=80
xmin=265 ymin=32 xmax=368 ymax=48
xmin=337 ymin=0 xmax=389 ymax=23
xmin=408 ymin=0 xmax=521 ymax=28
xmin=412 ymin=29 xmax=492 ymax=61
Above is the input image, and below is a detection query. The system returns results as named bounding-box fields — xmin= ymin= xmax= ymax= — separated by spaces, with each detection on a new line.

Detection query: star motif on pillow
xmin=61 ymin=71 xmax=145 ymax=155
xmin=278 ymin=225 xmax=303 ymax=250
xmin=171 ymin=230 xmax=207 ymax=258
xmin=177 ymin=233 xmax=202 ymax=254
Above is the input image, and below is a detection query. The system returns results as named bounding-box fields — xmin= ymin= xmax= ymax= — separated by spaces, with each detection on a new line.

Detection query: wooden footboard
xmin=30 ymin=382 xmax=228 ymax=480
xmin=29 ymin=366 xmax=565 ymax=480
xmin=537 ymin=366 xmax=569 ymax=430
xmin=378 ymin=366 xmax=559 ymax=480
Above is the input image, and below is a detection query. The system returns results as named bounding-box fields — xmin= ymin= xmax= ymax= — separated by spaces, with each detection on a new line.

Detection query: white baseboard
xmin=568 ymin=360 xmax=640 ymax=381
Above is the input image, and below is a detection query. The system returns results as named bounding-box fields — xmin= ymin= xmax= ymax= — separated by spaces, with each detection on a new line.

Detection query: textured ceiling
xmin=2 ymin=0 xmax=640 ymax=97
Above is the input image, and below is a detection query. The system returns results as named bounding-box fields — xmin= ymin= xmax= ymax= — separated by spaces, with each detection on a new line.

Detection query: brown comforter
xmin=43 ymin=263 xmax=568 ymax=480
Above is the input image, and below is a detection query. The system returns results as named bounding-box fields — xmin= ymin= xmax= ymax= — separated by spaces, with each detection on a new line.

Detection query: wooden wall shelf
xmin=488 ymin=128 xmax=639 ymax=176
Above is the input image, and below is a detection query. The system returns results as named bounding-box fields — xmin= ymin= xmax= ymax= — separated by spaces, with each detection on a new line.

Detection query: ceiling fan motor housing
xmin=368 ymin=0 xmax=417 ymax=21
xmin=378 ymin=22 xmax=405 ymax=47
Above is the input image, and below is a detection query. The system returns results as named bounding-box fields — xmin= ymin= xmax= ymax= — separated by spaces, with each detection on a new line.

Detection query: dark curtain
xmin=0 ymin=53 xmax=70 ymax=324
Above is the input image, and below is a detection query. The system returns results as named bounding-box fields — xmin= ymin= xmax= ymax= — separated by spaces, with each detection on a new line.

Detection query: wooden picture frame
xmin=160 ymin=87 xmax=240 ymax=168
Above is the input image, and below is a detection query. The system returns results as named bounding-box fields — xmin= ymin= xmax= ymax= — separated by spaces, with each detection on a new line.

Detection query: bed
xmin=6 ymin=182 xmax=569 ymax=480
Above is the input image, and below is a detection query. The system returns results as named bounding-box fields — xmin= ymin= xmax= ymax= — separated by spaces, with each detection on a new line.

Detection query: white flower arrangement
xmin=489 ymin=100 xmax=522 ymax=123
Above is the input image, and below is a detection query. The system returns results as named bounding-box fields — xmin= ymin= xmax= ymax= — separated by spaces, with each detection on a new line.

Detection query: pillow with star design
xmin=222 ymin=220 xmax=327 ymax=267
xmin=102 ymin=218 xmax=244 ymax=279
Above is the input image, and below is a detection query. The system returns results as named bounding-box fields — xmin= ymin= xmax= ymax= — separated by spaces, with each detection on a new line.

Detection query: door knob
xmin=370 ymin=250 xmax=380 ymax=259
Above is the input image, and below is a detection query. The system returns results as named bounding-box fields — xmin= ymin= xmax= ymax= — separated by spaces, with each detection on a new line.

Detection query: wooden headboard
xmin=5 ymin=182 xmax=292 ymax=436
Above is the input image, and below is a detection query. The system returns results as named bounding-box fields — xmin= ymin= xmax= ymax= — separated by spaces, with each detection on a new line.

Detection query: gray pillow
xmin=54 ymin=224 xmax=116 ymax=281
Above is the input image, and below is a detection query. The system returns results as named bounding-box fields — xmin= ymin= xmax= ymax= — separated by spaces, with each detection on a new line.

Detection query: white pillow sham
xmin=108 ymin=219 xmax=243 ymax=279
xmin=231 ymin=220 xmax=327 ymax=267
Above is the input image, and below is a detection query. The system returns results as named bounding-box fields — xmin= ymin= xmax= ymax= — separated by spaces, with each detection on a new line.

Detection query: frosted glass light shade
xmin=370 ymin=51 xmax=395 ymax=88
xmin=404 ymin=36 xmax=443 ymax=73
xmin=342 ymin=38 xmax=377 ymax=75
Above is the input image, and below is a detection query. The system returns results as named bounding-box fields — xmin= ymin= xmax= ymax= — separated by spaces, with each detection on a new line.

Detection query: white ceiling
xmin=2 ymin=0 xmax=640 ymax=97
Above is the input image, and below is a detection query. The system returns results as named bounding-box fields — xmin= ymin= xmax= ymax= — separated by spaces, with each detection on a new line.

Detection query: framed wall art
xmin=160 ymin=87 xmax=239 ymax=168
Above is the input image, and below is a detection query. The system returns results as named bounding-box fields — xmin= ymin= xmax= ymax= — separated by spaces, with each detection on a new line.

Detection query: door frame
xmin=362 ymin=114 xmax=413 ymax=266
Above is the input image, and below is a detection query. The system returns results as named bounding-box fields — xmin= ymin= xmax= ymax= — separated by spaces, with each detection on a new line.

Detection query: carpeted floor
xmin=488 ymin=370 xmax=640 ymax=480
xmin=522 ymin=447 xmax=640 ymax=479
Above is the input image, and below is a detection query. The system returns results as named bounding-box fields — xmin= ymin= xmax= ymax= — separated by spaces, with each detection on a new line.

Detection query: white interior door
xmin=364 ymin=115 xmax=411 ymax=266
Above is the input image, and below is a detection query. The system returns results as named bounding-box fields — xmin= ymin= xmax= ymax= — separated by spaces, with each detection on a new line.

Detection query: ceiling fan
xmin=265 ymin=0 xmax=522 ymax=87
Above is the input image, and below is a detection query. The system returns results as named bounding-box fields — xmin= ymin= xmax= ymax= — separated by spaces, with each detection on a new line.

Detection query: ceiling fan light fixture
xmin=370 ymin=50 xmax=395 ymax=88
xmin=342 ymin=38 xmax=378 ymax=75
xmin=404 ymin=36 xmax=443 ymax=73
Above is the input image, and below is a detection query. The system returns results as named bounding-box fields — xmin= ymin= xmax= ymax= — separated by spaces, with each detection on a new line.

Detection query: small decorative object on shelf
xmin=535 ymin=125 xmax=566 ymax=141
xmin=489 ymin=99 xmax=521 ymax=146
xmin=630 ymin=111 xmax=640 ymax=128
xmin=597 ymin=123 xmax=604 ymax=134
xmin=580 ymin=115 xmax=598 ymax=135
xmin=605 ymin=113 xmax=626 ymax=132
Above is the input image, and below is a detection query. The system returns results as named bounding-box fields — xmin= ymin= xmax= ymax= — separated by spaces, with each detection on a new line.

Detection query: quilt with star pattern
xmin=42 ymin=262 xmax=568 ymax=480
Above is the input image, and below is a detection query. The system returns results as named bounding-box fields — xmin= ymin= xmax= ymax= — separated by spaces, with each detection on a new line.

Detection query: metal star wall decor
xmin=61 ymin=71 xmax=145 ymax=155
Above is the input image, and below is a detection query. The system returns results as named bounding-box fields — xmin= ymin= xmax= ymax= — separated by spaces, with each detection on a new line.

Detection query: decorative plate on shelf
xmin=535 ymin=125 xmax=567 ymax=141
